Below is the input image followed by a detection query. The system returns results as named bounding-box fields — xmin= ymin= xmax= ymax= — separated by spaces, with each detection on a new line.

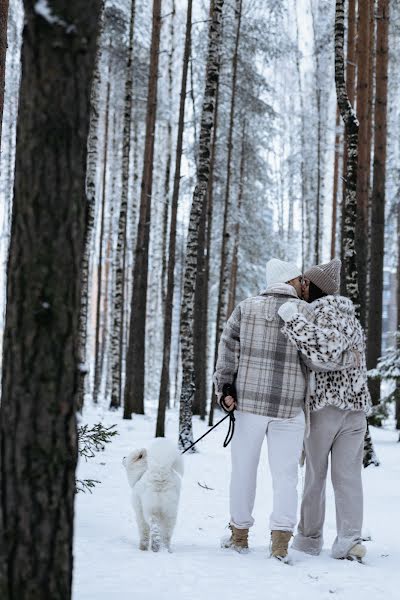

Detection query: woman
xmin=277 ymin=258 xmax=371 ymax=561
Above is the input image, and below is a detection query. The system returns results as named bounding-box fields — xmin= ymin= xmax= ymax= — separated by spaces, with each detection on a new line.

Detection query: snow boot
xmin=270 ymin=530 xmax=292 ymax=561
xmin=221 ymin=524 xmax=249 ymax=553
xmin=347 ymin=543 xmax=366 ymax=562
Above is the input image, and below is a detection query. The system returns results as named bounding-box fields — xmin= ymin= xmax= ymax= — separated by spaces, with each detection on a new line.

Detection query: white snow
xmin=34 ymin=0 xmax=76 ymax=33
xmin=74 ymin=405 xmax=400 ymax=600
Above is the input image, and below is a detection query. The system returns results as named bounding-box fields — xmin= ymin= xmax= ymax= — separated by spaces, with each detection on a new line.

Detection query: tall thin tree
xmin=110 ymin=0 xmax=136 ymax=409
xmin=355 ymin=0 xmax=371 ymax=326
xmin=0 ymin=2 xmax=101 ymax=598
xmin=367 ymin=0 xmax=389 ymax=405
xmin=156 ymin=0 xmax=193 ymax=437
xmin=0 ymin=0 xmax=9 ymax=149
xmin=124 ymin=0 xmax=162 ymax=418
xmin=179 ymin=0 xmax=225 ymax=450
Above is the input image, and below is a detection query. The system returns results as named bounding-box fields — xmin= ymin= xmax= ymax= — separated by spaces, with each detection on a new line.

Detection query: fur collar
xmin=259 ymin=283 xmax=299 ymax=298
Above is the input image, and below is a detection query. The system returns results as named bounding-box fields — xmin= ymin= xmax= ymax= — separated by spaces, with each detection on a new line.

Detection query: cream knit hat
xmin=304 ymin=258 xmax=341 ymax=295
xmin=266 ymin=258 xmax=302 ymax=287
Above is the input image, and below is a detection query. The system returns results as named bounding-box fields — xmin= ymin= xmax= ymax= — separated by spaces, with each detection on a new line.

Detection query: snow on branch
xmin=34 ymin=0 xmax=76 ymax=33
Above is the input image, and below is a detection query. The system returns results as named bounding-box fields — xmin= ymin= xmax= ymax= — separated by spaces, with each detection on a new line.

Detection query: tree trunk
xmin=227 ymin=122 xmax=246 ymax=318
xmin=210 ymin=0 xmax=242 ymax=427
xmin=124 ymin=0 xmax=162 ymax=418
xmin=355 ymin=0 xmax=371 ymax=327
xmin=340 ymin=0 xmax=357 ymax=294
xmin=331 ymin=107 xmax=341 ymax=259
xmin=179 ymin=0 xmax=224 ymax=451
xmin=334 ymin=0 xmax=361 ymax=315
xmin=396 ymin=201 xmax=400 ymax=437
xmin=0 ymin=0 xmax=9 ymax=149
xmin=367 ymin=0 xmax=389 ymax=406
xmin=156 ymin=0 xmax=192 ymax=437
xmin=205 ymin=75 xmax=221 ymax=427
xmin=311 ymin=2 xmax=322 ymax=264
xmin=110 ymin=0 xmax=136 ymax=409
xmin=93 ymin=76 xmax=111 ymax=403
xmin=0 ymin=3 xmax=101 ymax=598
xmin=160 ymin=1 xmax=175 ymax=311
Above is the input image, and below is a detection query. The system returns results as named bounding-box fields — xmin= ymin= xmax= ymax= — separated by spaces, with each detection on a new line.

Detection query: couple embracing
xmin=213 ymin=258 xmax=371 ymax=562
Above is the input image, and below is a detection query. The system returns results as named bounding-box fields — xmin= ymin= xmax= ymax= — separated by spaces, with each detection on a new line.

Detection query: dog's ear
xmin=134 ymin=448 xmax=147 ymax=462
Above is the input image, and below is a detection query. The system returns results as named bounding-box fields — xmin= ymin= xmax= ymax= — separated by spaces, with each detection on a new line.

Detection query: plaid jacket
xmin=213 ymin=284 xmax=307 ymax=419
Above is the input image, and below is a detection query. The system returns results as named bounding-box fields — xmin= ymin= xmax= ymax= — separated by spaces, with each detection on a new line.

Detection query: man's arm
xmin=213 ymin=304 xmax=241 ymax=403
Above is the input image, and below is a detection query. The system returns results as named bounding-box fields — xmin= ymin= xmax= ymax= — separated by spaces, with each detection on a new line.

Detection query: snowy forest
xmin=0 ymin=0 xmax=399 ymax=599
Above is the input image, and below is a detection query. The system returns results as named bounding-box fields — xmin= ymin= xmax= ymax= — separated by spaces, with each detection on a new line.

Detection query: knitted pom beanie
xmin=304 ymin=258 xmax=341 ymax=295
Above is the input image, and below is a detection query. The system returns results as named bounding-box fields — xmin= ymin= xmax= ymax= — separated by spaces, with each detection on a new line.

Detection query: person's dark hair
xmin=308 ymin=281 xmax=327 ymax=303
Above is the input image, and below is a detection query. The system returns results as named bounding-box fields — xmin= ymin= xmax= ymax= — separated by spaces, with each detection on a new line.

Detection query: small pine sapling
xmin=76 ymin=423 xmax=118 ymax=492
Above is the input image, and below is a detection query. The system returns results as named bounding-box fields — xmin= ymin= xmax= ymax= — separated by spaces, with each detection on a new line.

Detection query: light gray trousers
xmin=292 ymin=405 xmax=367 ymax=559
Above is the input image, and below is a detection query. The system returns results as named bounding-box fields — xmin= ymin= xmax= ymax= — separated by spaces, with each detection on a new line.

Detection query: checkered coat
xmin=213 ymin=284 xmax=307 ymax=419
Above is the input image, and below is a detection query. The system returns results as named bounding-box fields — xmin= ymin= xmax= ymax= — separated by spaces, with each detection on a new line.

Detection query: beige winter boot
xmin=270 ymin=530 xmax=292 ymax=561
xmin=221 ymin=524 xmax=249 ymax=552
xmin=347 ymin=543 xmax=366 ymax=561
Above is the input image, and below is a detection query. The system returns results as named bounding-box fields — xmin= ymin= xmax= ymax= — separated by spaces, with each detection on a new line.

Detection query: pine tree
xmin=124 ymin=0 xmax=162 ymax=418
xmin=367 ymin=0 xmax=389 ymax=405
xmin=0 ymin=2 xmax=102 ymax=597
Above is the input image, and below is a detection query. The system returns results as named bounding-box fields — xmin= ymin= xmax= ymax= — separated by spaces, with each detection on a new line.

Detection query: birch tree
xmin=0 ymin=2 xmax=102 ymax=597
xmin=110 ymin=0 xmax=136 ymax=409
xmin=334 ymin=0 xmax=360 ymax=313
xmin=179 ymin=0 xmax=224 ymax=451
xmin=156 ymin=0 xmax=192 ymax=437
xmin=0 ymin=0 xmax=9 ymax=148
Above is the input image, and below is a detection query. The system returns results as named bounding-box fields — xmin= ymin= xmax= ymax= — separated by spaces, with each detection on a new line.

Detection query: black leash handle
xmin=181 ymin=384 xmax=236 ymax=455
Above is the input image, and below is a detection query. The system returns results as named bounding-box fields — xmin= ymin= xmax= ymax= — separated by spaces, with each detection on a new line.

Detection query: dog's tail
xmin=147 ymin=438 xmax=184 ymax=478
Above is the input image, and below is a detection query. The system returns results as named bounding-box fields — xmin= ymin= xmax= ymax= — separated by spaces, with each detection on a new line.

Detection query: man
xmin=214 ymin=258 xmax=306 ymax=560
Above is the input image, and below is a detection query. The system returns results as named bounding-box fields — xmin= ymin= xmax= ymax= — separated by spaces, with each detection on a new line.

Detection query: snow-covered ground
xmin=74 ymin=405 xmax=400 ymax=600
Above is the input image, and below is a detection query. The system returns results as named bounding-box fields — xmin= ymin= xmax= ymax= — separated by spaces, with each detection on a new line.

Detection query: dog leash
xmin=181 ymin=401 xmax=236 ymax=455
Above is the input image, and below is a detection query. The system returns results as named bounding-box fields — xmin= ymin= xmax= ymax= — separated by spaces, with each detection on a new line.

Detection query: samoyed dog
xmin=122 ymin=438 xmax=184 ymax=552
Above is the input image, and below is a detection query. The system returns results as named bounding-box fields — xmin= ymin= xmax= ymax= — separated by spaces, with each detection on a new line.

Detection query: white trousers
xmin=230 ymin=409 xmax=305 ymax=532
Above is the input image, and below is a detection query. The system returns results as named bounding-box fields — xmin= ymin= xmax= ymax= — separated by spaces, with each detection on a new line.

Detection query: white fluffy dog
xmin=122 ymin=438 xmax=184 ymax=552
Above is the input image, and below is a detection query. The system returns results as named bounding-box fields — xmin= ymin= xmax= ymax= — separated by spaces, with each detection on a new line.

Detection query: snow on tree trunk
xmin=93 ymin=75 xmax=111 ymax=403
xmin=0 ymin=2 xmax=102 ymax=597
xmin=210 ymin=0 xmax=242 ymax=424
xmin=110 ymin=0 xmax=136 ymax=410
xmin=331 ymin=108 xmax=341 ymax=259
xmin=334 ymin=0 xmax=361 ymax=315
xmin=156 ymin=0 xmax=192 ymax=437
xmin=179 ymin=0 xmax=225 ymax=451
xmin=367 ymin=0 xmax=389 ymax=406
xmin=124 ymin=0 xmax=162 ymax=418
xmin=78 ymin=7 xmax=105 ymax=409
xmin=0 ymin=0 xmax=9 ymax=148
xmin=339 ymin=0 xmax=357 ymax=294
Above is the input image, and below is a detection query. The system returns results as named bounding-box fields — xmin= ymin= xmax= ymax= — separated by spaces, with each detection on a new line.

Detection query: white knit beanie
xmin=265 ymin=258 xmax=302 ymax=287
xmin=304 ymin=258 xmax=341 ymax=294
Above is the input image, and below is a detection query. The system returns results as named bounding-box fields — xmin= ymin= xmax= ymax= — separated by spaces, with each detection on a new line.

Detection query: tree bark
xmin=340 ymin=0 xmax=357 ymax=294
xmin=210 ymin=0 xmax=242 ymax=426
xmin=0 ymin=0 xmax=9 ymax=149
xmin=124 ymin=0 xmax=162 ymax=418
xmin=0 ymin=2 xmax=101 ymax=598
xmin=396 ymin=201 xmax=400 ymax=436
xmin=93 ymin=75 xmax=111 ymax=403
xmin=335 ymin=0 xmax=361 ymax=315
xmin=156 ymin=0 xmax=192 ymax=437
xmin=331 ymin=107 xmax=341 ymax=259
xmin=110 ymin=0 xmax=136 ymax=409
xmin=179 ymin=0 xmax=224 ymax=451
xmin=367 ymin=0 xmax=389 ymax=405
xmin=355 ymin=0 xmax=371 ymax=326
